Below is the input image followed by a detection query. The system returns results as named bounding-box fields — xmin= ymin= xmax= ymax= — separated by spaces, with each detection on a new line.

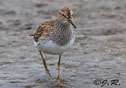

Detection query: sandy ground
xmin=0 ymin=0 xmax=126 ymax=88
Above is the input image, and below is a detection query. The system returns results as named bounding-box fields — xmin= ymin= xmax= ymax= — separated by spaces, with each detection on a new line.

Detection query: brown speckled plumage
xmin=58 ymin=8 xmax=72 ymax=19
xmin=34 ymin=20 xmax=55 ymax=42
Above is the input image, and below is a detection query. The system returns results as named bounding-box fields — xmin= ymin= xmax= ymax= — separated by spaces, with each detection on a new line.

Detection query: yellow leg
xmin=54 ymin=54 xmax=62 ymax=83
xmin=39 ymin=51 xmax=51 ymax=77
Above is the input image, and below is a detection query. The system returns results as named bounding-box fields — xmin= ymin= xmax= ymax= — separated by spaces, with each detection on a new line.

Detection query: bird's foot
xmin=54 ymin=75 xmax=62 ymax=83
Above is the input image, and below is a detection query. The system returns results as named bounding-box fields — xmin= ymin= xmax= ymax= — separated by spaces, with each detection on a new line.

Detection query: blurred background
xmin=0 ymin=0 xmax=126 ymax=88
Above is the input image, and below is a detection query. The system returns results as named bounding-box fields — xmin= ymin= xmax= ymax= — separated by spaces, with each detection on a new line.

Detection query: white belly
xmin=34 ymin=37 xmax=75 ymax=55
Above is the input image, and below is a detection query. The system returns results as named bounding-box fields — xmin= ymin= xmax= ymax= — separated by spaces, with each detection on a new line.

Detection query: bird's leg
xmin=54 ymin=54 xmax=62 ymax=83
xmin=39 ymin=51 xmax=51 ymax=77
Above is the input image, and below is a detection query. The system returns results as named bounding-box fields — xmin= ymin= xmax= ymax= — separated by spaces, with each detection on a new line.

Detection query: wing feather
xmin=33 ymin=20 xmax=55 ymax=42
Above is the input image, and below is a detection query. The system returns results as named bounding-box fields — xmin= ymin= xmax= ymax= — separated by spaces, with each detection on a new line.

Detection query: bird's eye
xmin=62 ymin=14 xmax=65 ymax=17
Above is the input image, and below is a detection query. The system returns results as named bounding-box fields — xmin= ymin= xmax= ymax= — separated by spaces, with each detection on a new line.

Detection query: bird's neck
xmin=53 ymin=19 xmax=71 ymax=33
xmin=51 ymin=19 xmax=72 ymax=46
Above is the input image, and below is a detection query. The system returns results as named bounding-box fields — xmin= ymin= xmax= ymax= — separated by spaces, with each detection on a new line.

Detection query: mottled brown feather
xmin=34 ymin=20 xmax=56 ymax=42
xmin=58 ymin=8 xmax=72 ymax=18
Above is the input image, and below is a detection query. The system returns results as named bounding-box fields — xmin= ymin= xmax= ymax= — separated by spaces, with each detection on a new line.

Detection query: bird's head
xmin=58 ymin=7 xmax=76 ymax=29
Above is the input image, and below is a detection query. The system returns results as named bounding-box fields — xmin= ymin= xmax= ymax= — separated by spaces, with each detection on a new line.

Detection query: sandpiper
xmin=31 ymin=7 xmax=76 ymax=83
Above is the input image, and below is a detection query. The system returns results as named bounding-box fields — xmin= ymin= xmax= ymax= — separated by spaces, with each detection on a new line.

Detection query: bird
xmin=30 ymin=7 xmax=76 ymax=83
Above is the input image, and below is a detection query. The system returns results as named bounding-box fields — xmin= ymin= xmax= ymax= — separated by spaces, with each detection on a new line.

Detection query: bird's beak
xmin=68 ymin=19 xmax=76 ymax=29
xmin=71 ymin=22 xmax=76 ymax=29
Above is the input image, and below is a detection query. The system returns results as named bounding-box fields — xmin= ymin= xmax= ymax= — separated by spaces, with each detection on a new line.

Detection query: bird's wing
xmin=33 ymin=20 xmax=56 ymax=42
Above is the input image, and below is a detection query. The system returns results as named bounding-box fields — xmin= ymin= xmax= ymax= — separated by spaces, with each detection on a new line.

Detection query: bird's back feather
xmin=33 ymin=20 xmax=56 ymax=42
